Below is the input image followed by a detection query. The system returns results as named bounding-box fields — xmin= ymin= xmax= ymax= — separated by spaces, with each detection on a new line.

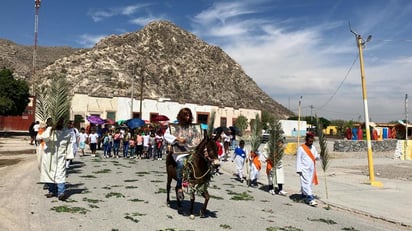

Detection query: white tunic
xmin=296 ymin=144 xmax=320 ymax=196
xmin=37 ymin=127 xmax=71 ymax=184
xmin=66 ymin=127 xmax=79 ymax=160
xmin=261 ymin=143 xmax=285 ymax=185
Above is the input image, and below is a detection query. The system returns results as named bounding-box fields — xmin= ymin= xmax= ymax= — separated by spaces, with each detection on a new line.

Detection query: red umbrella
xmin=152 ymin=115 xmax=170 ymax=122
xmin=105 ymin=119 xmax=115 ymax=125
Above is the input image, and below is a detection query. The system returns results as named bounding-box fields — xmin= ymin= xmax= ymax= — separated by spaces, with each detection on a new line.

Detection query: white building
xmin=70 ymin=93 xmax=261 ymax=129
xmin=280 ymin=120 xmax=307 ymax=137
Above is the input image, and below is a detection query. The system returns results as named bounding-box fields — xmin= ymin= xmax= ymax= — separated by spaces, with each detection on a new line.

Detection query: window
xmin=150 ymin=113 xmax=159 ymax=122
xmin=132 ymin=112 xmax=140 ymax=119
xmin=220 ymin=117 xmax=227 ymax=127
xmin=197 ymin=113 xmax=209 ymax=125
xmin=106 ymin=111 xmax=116 ymax=121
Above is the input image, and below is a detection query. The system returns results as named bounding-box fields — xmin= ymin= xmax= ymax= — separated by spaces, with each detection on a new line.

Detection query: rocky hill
xmin=1 ymin=20 xmax=293 ymax=119
xmin=0 ymin=39 xmax=80 ymax=79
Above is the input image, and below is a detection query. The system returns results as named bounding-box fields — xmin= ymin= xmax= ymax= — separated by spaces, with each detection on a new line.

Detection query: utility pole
xmin=350 ymin=23 xmax=382 ymax=187
xmin=310 ymin=104 xmax=314 ymax=129
xmin=297 ymin=96 xmax=302 ymax=147
xmin=32 ymin=0 xmax=41 ymax=93
xmin=130 ymin=65 xmax=135 ymax=119
xmin=405 ymin=93 xmax=408 ymax=159
xmin=139 ymin=70 xmax=144 ymax=119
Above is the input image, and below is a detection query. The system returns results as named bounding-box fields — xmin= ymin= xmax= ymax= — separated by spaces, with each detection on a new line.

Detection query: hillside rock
xmin=2 ymin=20 xmax=294 ymax=118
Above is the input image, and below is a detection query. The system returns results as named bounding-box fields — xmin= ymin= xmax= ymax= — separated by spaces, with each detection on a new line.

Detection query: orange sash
xmin=266 ymin=159 xmax=273 ymax=175
xmin=301 ymin=144 xmax=318 ymax=185
xmin=250 ymin=152 xmax=261 ymax=171
xmin=38 ymin=127 xmax=45 ymax=148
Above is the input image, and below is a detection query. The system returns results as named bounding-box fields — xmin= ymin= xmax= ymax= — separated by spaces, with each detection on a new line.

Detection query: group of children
xmin=214 ymin=136 xmax=287 ymax=196
xmin=100 ymin=129 xmax=165 ymax=160
xmin=227 ymin=132 xmax=320 ymax=207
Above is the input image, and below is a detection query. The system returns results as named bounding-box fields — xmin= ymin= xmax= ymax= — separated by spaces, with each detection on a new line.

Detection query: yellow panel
xmin=284 ymin=142 xmax=297 ymax=155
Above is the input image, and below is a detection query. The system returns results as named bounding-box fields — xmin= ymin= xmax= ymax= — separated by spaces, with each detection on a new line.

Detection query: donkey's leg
xmin=189 ymin=192 xmax=195 ymax=219
xmin=175 ymin=186 xmax=182 ymax=207
xmin=166 ymin=176 xmax=172 ymax=206
xmin=200 ymin=191 xmax=210 ymax=218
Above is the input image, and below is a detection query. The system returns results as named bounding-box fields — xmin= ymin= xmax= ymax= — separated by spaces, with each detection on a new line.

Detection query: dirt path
xmin=0 ymin=153 xmax=43 ymax=230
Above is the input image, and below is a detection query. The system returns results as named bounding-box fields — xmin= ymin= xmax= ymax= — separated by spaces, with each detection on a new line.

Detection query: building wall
xmin=280 ymin=120 xmax=307 ymax=137
xmin=71 ymin=94 xmax=118 ymax=120
xmin=323 ymin=125 xmax=338 ymax=135
xmin=68 ymin=93 xmax=261 ymax=131
xmin=0 ymin=96 xmax=35 ymax=131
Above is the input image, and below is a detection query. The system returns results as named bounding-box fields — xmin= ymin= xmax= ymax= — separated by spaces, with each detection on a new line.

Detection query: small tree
xmin=0 ymin=68 xmax=30 ymax=116
xmin=234 ymin=114 xmax=248 ymax=135
xmin=261 ymin=110 xmax=273 ymax=131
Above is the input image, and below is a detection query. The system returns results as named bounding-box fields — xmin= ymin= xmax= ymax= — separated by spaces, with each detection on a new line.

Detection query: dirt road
xmin=0 ymin=135 xmax=411 ymax=231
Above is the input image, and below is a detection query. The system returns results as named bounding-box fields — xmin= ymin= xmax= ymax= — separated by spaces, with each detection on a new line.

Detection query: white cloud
xmin=193 ymin=1 xmax=257 ymax=25
xmin=188 ymin=0 xmax=411 ymax=122
xmin=88 ymin=4 xmax=150 ymax=22
xmin=80 ymin=0 xmax=412 ymax=122
xmin=129 ymin=16 xmax=162 ymax=27
xmin=77 ymin=34 xmax=106 ymax=47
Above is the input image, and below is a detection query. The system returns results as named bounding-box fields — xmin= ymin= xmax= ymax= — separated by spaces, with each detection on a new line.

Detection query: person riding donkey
xmin=164 ymin=108 xmax=202 ymax=200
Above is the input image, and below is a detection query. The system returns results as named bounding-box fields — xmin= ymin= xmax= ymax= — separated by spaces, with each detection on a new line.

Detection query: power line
xmin=374 ymin=39 xmax=412 ymax=42
xmin=316 ymin=54 xmax=359 ymax=110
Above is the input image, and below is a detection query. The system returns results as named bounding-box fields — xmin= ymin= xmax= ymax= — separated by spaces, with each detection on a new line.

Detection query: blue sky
xmin=2 ymin=0 xmax=412 ymax=122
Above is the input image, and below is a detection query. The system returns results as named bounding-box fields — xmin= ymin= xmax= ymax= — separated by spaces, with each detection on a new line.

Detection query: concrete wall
xmin=333 ymin=139 xmax=398 ymax=152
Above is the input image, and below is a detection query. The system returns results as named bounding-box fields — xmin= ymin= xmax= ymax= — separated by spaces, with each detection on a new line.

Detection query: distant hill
xmin=0 ymin=20 xmax=294 ymax=119
xmin=0 ymin=39 xmax=81 ymax=79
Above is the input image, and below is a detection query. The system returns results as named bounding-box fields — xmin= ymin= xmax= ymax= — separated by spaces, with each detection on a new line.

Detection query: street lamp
xmin=350 ymin=23 xmax=382 ymax=187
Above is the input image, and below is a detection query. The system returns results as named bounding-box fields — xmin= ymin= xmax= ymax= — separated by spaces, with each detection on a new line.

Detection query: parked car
xmin=261 ymin=133 xmax=269 ymax=143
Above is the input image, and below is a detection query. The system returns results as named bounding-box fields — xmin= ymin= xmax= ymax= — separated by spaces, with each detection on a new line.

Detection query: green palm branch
xmin=207 ymin=110 xmax=216 ymax=136
xmin=35 ymin=73 xmax=71 ymax=171
xmin=47 ymin=75 xmax=71 ymax=126
xmin=35 ymin=74 xmax=71 ymax=126
xmin=316 ymin=115 xmax=330 ymax=200
xmin=267 ymin=119 xmax=284 ymax=166
xmin=250 ymin=113 xmax=261 ymax=153
xmin=35 ymin=86 xmax=50 ymax=123
xmin=267 ymin=118 xmax=284 ymax=187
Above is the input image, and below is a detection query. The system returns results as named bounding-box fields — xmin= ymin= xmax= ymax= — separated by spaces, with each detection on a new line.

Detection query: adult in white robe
xmin=65 ymin=121 xmax=79 ymax=169
xmin=296 ymin=133 xmax=320 ymax=206
xmin=37 ymin=121 xmax=72 ymax=200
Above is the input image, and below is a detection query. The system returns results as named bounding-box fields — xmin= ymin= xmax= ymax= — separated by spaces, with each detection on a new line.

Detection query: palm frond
xmin=35 ymin=86 xmax=50 ymax=122
xmin=35 ymin=73 xmax=71 ymax=126
xmin=316 ymin=114 xmax=330 ymax=200
xmin=250 ymin=113 xmax=261 ymax=152
xmin=207 ymin=110 xmax=216 ymax=136
xmin=47 ymin=75 xmax=71 ymax=126
xmin=268 ymin=119 xmax=284 ymax=166
xmin=316 ymin=115 xmax=330 ymax=172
